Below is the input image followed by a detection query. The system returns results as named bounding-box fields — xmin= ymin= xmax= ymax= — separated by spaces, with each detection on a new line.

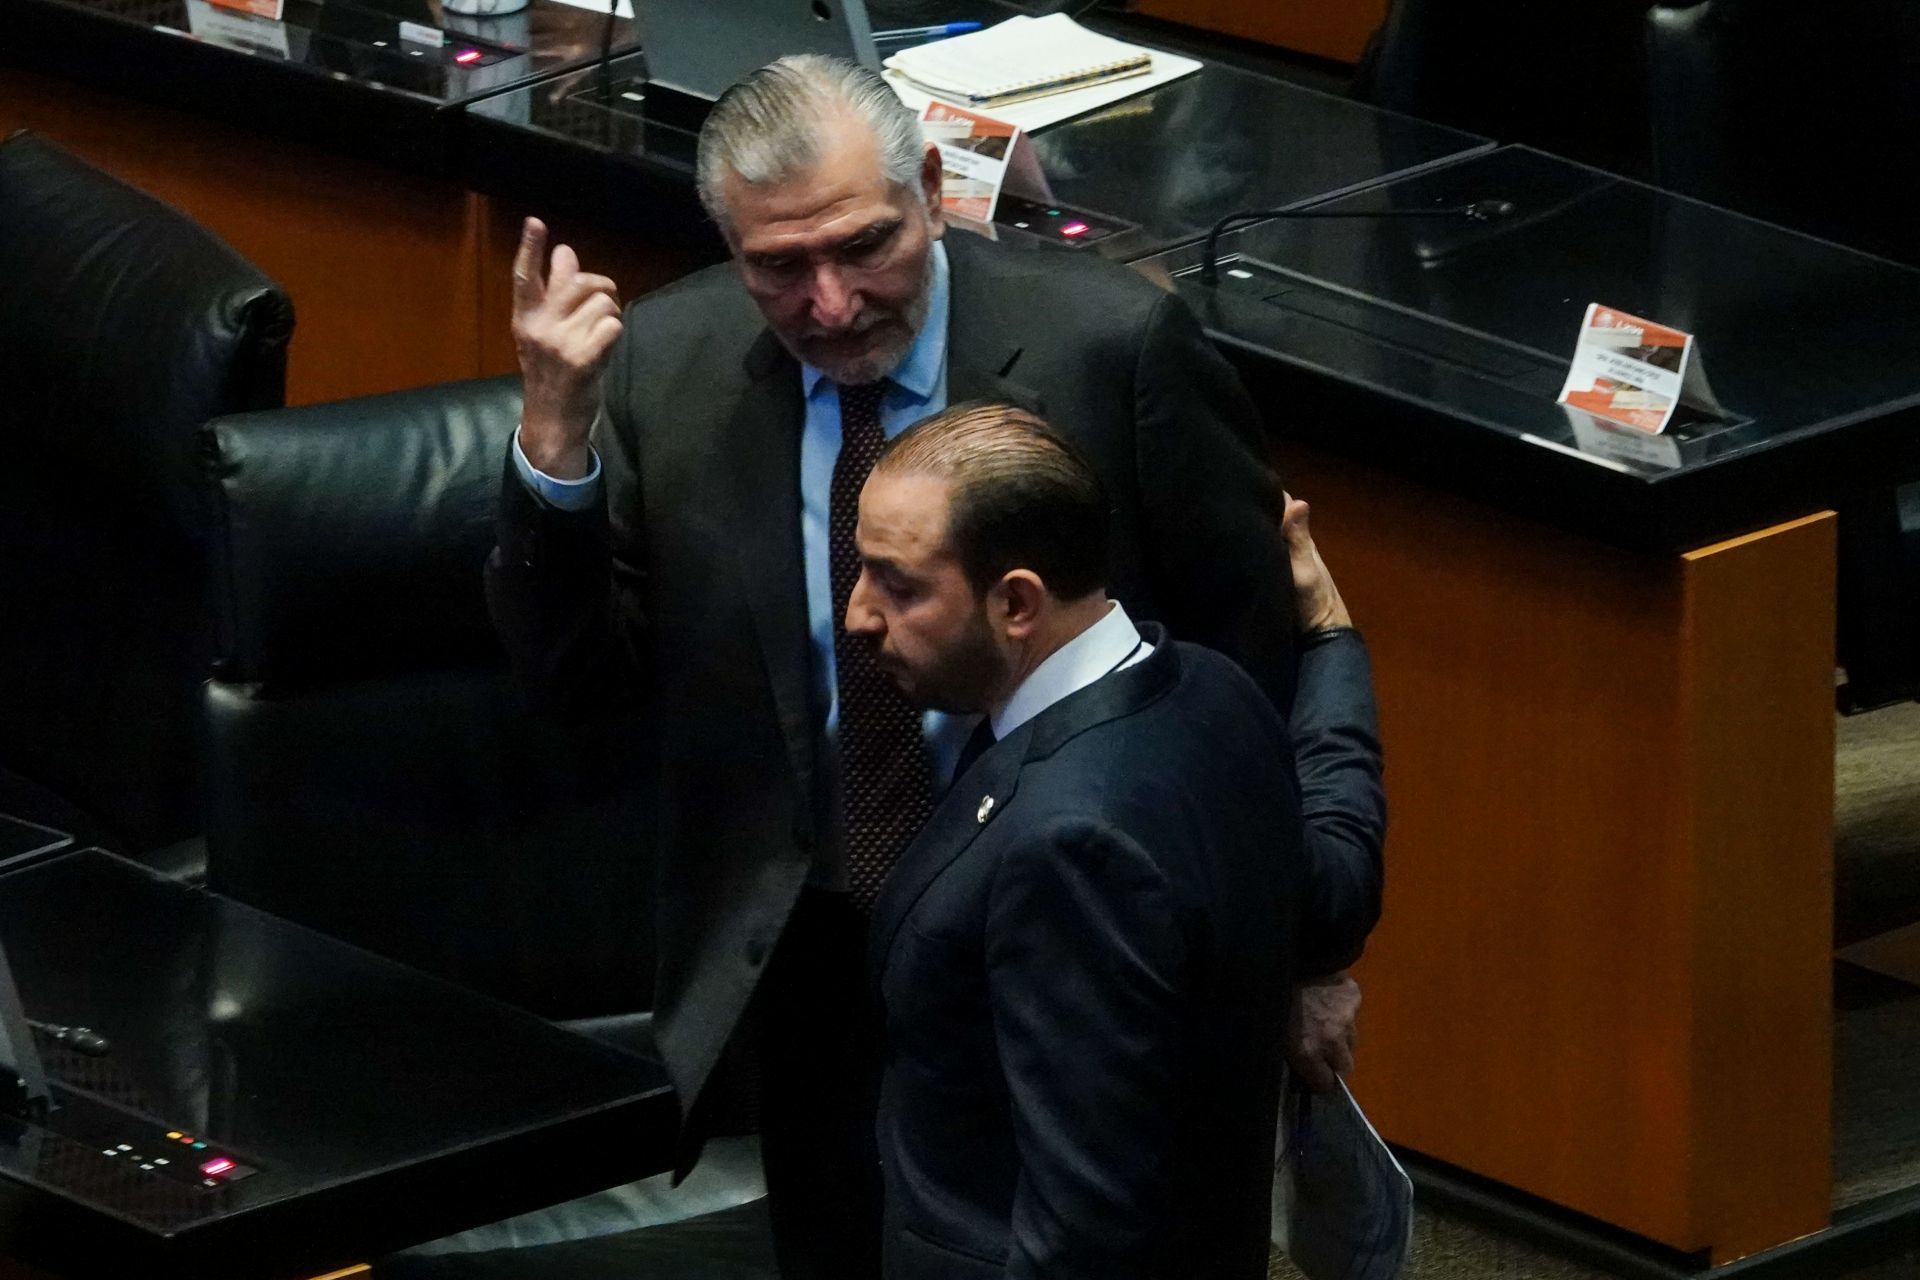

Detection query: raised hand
xmin=511 ymin=216 xmax=623 ymax=480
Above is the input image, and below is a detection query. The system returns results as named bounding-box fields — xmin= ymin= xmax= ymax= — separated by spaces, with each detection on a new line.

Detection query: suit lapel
xmin=868 ymin=737 xmax=1027 ymax=986
xmin=722 ymin=330 xmax=818 ymax=815
xmin=868 ymin=627 xmax=1183 ymax=986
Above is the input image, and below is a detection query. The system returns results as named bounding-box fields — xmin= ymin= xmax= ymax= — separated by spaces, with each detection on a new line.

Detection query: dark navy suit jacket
xmin=869 ymin=625 xmax=1383 ymax=1280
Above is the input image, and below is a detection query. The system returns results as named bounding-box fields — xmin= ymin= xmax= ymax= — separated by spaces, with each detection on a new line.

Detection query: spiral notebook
xmin=883 ymin=14 xmax=1155 ymax=108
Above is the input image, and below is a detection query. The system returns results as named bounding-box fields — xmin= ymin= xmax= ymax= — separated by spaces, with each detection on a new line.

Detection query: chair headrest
xmin=204 ymin=376 xmax=525 ymax=685
xmin=0 ymin=131 xmax=292 ymax=532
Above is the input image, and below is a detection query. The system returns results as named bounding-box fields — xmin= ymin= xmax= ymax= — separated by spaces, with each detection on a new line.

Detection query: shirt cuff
xmin=1300 ymin=623 xmax=1360 ymax=649
xmin=511 ymin=426 xmax=603 ymax=513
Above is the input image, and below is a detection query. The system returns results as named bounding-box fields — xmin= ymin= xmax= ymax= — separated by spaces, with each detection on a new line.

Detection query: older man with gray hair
xmin=490 ymin=53 xmax=1380 ymax=1278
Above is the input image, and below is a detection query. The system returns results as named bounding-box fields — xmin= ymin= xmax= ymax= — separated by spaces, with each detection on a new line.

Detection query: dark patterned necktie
xmin=829 ymin=381 xmax=935 ymax=909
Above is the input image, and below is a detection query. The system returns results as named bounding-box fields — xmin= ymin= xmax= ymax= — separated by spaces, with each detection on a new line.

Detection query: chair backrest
xmin=1647 ymin=0 xmax=1920 ymax=267
xmin=1356 ymin=0 xmax=1658 ymax=177
xmin=200 ymin=377 xmax=655 ymax=1020
xmin=0 ymin=130 xmax=293 ymax=851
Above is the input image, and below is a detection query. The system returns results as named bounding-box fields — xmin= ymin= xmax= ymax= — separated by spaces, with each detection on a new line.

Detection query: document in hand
xmin=883 ymin=14 xmax=1154 ymax=107
xmin=1273 ymin=1076 xmax=1415 ymax=1280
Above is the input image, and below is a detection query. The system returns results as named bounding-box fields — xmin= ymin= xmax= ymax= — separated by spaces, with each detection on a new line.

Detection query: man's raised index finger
xmin=512 ymin=217 xmax=548 ymax=307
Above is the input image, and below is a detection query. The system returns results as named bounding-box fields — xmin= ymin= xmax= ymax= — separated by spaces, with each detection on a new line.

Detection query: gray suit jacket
xmin=486 ymin=232 xmax=1305 ymax=1125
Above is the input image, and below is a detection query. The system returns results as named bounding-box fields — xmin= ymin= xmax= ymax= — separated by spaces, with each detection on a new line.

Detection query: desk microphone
xmin=599 ymin=0 xmax=619 ymax=104
xmin=1197 ymin=200 xmax=1515 ymax=287
xmin=27 ymin=1021 xmax=111 ymax=1058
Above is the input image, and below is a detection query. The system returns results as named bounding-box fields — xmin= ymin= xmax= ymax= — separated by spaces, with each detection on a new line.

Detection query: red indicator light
xmin=200 ymin=1157 xmax=235 ymax=1177
xmin=1060 ymin=221 xmax=1090 ymax=238
xmin=455 ymin=49 xmax=483 ymax=64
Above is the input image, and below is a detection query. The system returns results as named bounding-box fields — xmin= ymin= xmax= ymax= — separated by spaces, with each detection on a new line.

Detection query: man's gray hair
xmin=695 ymin=54 xmax=927 ymax=234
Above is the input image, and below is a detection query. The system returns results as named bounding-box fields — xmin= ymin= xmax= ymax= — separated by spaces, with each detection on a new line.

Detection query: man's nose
xmin=844 ymin=569 xmax=882 ymax=636
xmin=809 ymin=263 xmax=857 ymax=329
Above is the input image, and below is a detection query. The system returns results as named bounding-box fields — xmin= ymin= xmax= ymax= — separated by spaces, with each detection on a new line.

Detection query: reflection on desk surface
xmin=1029 ymin=61 xmax=1491 ymax=258
xmin=35 ymin=0 xmax=633 ymax=102
xmin=0 ymin=849 xmax=666 ymax=1234
xmin=1180 ymin=146 xmax=1920 ymax=479
xmin=467 ymin=41 xmax=1493 ymax=263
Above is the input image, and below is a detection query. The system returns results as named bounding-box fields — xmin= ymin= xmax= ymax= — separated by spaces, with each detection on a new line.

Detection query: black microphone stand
xmin=1197 ymin=201 xmax=1515 ymax=287
xmin=598 ymin=0 xmax=620 ymax=105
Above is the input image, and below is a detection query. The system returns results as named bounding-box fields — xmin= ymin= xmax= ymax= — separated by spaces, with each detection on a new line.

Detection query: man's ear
xmin=919 ymin=142 xmax=946 ymax=238
xmin=997 ymin=570 xmax=1047 ymax=638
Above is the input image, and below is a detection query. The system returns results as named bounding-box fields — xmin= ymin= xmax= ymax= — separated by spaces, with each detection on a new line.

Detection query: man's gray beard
xmin=786 ymin=245 xmax=936 ymax=386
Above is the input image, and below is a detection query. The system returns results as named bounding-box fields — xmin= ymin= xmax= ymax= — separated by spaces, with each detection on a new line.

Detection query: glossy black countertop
xmin=9 ymin=0 xmax=635 ymax=168
xmin=1143 ymin=145 xmax=1920 ymax=551
xmin=16 ymin=0 xmax=1917 ymax=551
xmin=462 ymin=15 xmax=1491 ymax=261
xmin=0 ymin=849 xmax=674 ymax=1278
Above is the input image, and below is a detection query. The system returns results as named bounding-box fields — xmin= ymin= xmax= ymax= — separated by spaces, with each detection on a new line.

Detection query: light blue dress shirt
xmin=512 ymin=242 xmax=970 ymax=886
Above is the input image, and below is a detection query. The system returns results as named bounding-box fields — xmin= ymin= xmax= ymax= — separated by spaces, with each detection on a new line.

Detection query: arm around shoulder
xmin=1293 ymin=626 xmax=1385 ymax=975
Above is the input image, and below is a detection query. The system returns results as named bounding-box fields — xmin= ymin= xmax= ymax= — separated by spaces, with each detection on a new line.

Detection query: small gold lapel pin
xmin=976 ymin=795 xmax=995 ymax=824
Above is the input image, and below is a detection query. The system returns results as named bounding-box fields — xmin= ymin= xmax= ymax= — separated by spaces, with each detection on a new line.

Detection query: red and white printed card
xmin=1557 ymin=303 xmax=1696 ymax=434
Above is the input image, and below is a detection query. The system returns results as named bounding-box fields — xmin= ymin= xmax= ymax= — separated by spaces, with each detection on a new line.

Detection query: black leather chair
xmin=199 ymin=377 xmax=772 ymax=1270
xmin=1354 ymin=0 xmax=1659 ymax=178
xmin=200 ymin=376 xmax=657 ymax=1024
xmin=0 ymin=129 xmax=293 ymax=861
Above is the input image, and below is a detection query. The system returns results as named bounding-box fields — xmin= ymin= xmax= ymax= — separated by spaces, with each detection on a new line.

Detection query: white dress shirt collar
xmin=991 ymin=601 xmax=1151 ymax=742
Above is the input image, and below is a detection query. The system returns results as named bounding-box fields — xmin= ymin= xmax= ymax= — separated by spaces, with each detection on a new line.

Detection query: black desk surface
xmin=0 ymin=816 xmax=69 ymax=871
xmin=0 ymin=849 xmax=675 ymax=1280
xmin=462 ymin=25 xmax=1491 ymax=262
xmin=1146 ymin=145 xmax=1920 ymax=551
xmin=13 ymin=0 xmax=1918 ymax=551
xmin=11 ymin=0 xmax=637 ymax=168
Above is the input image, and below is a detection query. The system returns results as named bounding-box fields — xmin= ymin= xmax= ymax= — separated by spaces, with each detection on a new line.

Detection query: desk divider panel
xmin=1282 ymin=442 xmax=1834 ymax=1261
xmin=1682 ymin=513 xmax=1833 ymax=1263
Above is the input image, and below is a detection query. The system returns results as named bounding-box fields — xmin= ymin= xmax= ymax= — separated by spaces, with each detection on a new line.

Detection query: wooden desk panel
xmin=1287 ymin=446 xmax=1833 ymax=1261
xmin=1134 ymin=0 xmax=1387 ymax=65
xmin=1 ymin=68 xmax=486 ymax=406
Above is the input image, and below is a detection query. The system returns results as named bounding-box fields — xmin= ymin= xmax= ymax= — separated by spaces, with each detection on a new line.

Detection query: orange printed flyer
xmin=204 ymin=0 xmax=284 ymax=18
xmin=921 ymin=102 xmax=1021 ymax=223
xmin=1556 ymin=303 xmax=1696 ymax=434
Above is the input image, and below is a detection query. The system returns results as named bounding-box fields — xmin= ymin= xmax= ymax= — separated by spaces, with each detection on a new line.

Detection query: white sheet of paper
xmin=885 ymin=48 xmax=1200 ymax=133
xmin=1272 ymin=1077 xmax=1414 ymax=1280
xmin=525 ymin=10 xmax=1197 ymax=116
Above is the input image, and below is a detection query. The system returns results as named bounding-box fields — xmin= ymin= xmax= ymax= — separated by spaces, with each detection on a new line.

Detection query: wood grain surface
xmin=1133 ymin=0 xmax=1388 ymax=65
xmin=1282 ymin=444 xmax=1834 ymax=1260
xmin=1 ymin=69 xmax=487 ymax=405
